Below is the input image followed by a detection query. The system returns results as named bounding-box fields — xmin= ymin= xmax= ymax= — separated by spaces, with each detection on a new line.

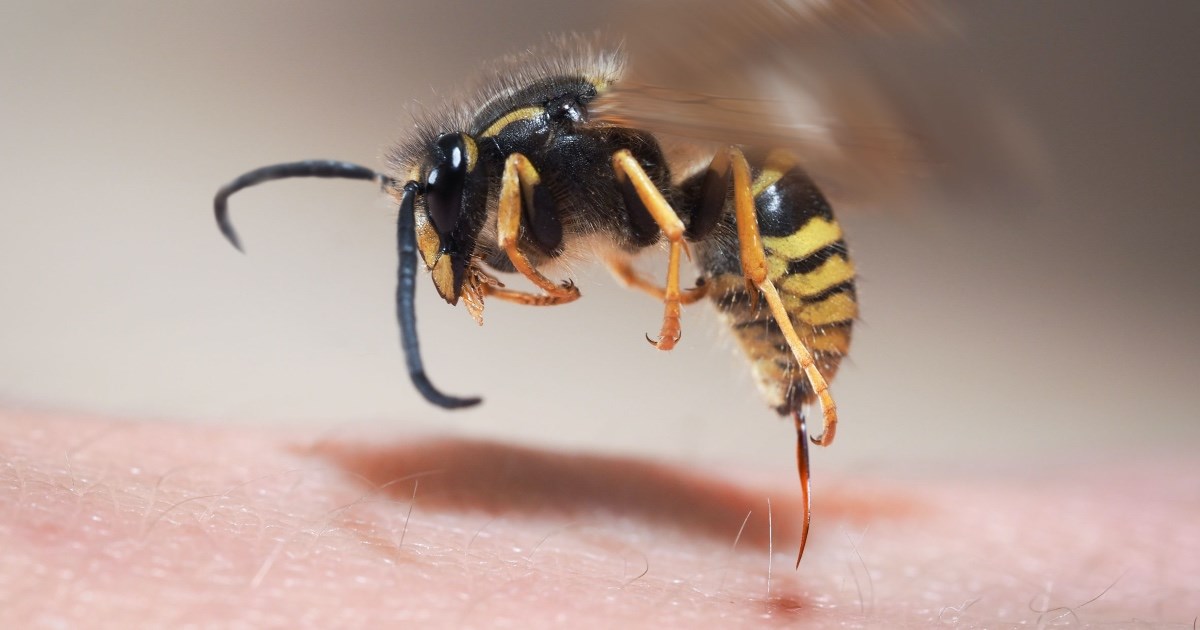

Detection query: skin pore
xmin=1 ymin=408 xmax=1197 ymax=628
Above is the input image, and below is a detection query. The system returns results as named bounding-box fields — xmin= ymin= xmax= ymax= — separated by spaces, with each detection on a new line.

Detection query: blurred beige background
xmin=1 ymin=1 xmax=1197 ymax=477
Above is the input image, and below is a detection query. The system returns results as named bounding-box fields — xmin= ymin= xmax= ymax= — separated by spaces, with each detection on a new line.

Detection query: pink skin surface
xmin=1 ymin=408 xmax=1197 ymax=629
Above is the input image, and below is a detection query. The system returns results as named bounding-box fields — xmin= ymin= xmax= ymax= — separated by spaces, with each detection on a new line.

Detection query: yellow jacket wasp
xmin=213 ymin=2 xmax=997 ymax=566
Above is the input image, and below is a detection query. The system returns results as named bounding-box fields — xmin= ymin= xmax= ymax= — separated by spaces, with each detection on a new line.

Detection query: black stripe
xmin=804 ymin=320 xmax=854 ymax=332
xmin=731 ymin=314 xmax=856 ymax=333
xmin=801 ymin=281 xmax=856 ymax=304
xmin=711 ymin=271 xmax=855 ymax=315
xmin=713 ymin=288 xmax=753 ymax=311
xmin=714 ymin=279 xmax=855 ymax=309
xmin=715 ymin=284 xmax=856 ymax=318
xmin=754 ymin=169 xmax=835 ymax=237
xmin=782 ymin=241 xmax=848 ymax=275
xmin=733 ymin=318 xmax=777 ymax=332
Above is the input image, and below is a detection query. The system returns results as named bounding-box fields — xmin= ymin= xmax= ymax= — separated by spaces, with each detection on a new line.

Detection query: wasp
xmin=213 ymin=3 xmax=950 ymax=565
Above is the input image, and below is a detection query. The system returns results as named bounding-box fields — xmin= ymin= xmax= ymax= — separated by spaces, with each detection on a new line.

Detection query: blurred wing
xmin=596 ymin=0 xmax=1047 ymax=211
xmin=595 ymin=83 xmax=925 ymax=209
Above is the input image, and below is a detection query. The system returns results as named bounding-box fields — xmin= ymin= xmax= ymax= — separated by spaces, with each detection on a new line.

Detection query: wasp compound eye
xmin=425 ymin=133 xmax=469 ymax=239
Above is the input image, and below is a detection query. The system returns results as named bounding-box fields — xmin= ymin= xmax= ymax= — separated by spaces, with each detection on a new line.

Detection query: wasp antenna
xmin=213 ymin=160 xmax=391 ymax=252
xmin=396 ymin=184 xmax=482 ymax=409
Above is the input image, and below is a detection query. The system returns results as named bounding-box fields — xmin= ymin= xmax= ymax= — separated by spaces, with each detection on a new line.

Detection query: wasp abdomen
xmin=695 ymin=150 xmax=857 ymax=414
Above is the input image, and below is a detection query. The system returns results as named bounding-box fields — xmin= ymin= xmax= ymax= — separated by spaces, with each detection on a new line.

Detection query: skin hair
xmin=3 ymin=408 xmax=1196 ymax=628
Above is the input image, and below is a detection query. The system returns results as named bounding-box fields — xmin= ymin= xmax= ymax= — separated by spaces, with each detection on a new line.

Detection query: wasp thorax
xmin=546 ymin=91 xmax=591 ymax=124
xmin=425 ymin=133 xmax=471 ymax=239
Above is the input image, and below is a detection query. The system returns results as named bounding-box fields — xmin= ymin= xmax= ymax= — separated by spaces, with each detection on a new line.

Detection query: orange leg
xmin=611 ymin=149 xmax=690 ymax=351
xmin=605 ymin=256 xmax=709 ymax=305
xmin=729 ymin=148 xmax=838 ymax=447
xmin=479 ymin=283 xmax=577 ymax=307
xmin=497 ymin=153 xmax=580 ymax=306
xmin=728 ymin=147 xmax=838 ymax=569
xmin=655 ymin=241 xmax=685 ymax=349
xmin=463 ymin=263 xmax=571 ymax=308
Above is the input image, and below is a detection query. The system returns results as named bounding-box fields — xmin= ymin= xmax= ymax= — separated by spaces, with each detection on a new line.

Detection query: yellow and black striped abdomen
xmin=699 ymin=149 xmax=857 ymax=415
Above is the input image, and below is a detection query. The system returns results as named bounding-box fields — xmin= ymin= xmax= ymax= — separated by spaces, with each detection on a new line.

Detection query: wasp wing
xmin=595 ymin=0 xmax=1046 ymax=211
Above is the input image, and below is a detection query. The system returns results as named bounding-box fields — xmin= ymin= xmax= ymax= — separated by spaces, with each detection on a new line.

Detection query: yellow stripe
xmin=430 ymin=255 xmax=457 ymax=303
xmin=480 ymin=106 xmax=543 ymax=138
xmin=407 ymin=166 xmax=441 ymax=270
xmin=762 ymin=217 xmax=843 ymax=261
xmin=751 ymin=149 xmax=798 ymax=197
xmin=798 ymin=292 xmax=858 ymax=326
xmin=513 ymin=154 xmax=542 ymax=214
xmin=796 ymin=327 xmax=851 ymax=354
xmin=463 ymin=134 xmax=478 ymax=171
xmin=741 ymin=329 xmax=848 ymax=366
xmin=413 ymin=204 xmax=441 ymax=270
xmin=766 ymin=254 xmax=788 ymax=280
xmin=780 ymin=255 xmax=856 ymax=297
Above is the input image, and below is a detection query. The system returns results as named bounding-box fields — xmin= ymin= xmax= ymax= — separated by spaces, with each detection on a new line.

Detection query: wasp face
xmin=413 ymin=132 xmax=487 ymax=304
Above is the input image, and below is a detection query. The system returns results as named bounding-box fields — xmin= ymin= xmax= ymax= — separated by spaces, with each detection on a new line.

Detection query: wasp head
xmin=411 ymin=132 xmax=488 ymax=305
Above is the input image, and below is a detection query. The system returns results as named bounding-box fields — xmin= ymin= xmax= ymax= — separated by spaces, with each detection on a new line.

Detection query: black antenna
xmin=212 ymin=160 xmax=481 ymax=409
xmin=396 ymin=183 xmax=482 ymax=408
xmin=214 ymin=160 xmax=384 ymax=252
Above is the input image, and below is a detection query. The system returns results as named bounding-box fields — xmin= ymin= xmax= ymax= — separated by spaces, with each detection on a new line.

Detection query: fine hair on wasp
xmin=213 ymin=35 xmax=858 ymax=566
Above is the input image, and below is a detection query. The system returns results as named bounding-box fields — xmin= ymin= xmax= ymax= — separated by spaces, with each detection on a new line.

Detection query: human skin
xmin=1 ymin=409 xmax=1196 ymax=629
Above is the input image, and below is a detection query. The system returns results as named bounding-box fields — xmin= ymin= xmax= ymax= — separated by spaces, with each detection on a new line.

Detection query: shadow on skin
xmin=302 ymin=436 xmax=925 ymax=550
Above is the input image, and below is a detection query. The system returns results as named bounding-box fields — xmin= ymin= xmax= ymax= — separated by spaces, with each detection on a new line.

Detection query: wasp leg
xmin=497 ymin=153 xmax=581 ymax=306
xmin=656 ymin=240 xmax=685 ymax=349
xmin=459 ymin=263 xmax=568 ymax=328
xmin=612 ymin=149 xmax=689 ymax=350
xmin=729 ymin=147 xmax=838 ymax=446
xmin=470 ymin=265 xmax=573 ymax=306
xmin=605 ymin=256 xmax=709 ymax=304
xmin=479 ymin=285 xmax=576 ymax=306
